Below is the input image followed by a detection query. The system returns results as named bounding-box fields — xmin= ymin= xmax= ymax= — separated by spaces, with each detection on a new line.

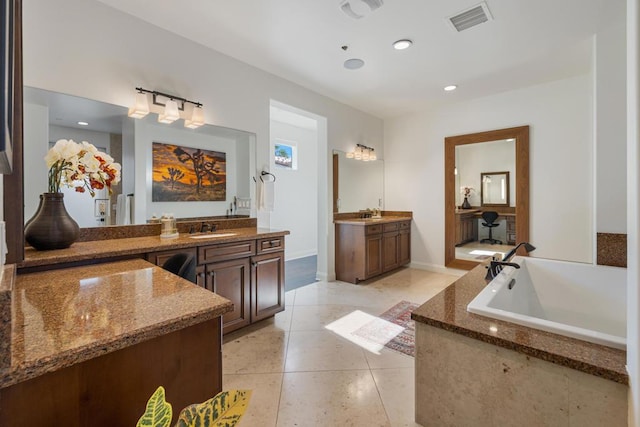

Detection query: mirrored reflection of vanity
xmin=445 ymin=126 xmax=529 ymax=269
xmin=332 ymin=149 xmax=383 ymax=213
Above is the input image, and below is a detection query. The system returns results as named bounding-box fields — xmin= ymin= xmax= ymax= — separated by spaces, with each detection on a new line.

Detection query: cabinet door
xmin=365 ymin=234 xmax=383 ymax=278
xmin=206 ymin=258 xmax=251 ymax=334
xmin=398 ymin=229 xmax=411 ymax=266
xmin=251 ymin=252 xmax=285 ymax=322
xmin=196 ymin=265 xmax=206 ymax=288
xmin=382 ymin=232 xmax=399 ymax=272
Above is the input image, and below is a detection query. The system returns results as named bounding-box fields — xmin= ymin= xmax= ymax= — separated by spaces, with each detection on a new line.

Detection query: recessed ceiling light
xmin=444 ymin=85 xmax=458 ymax=91
xmin=344 ymin=58 xmax=365 ymax=70
xmin=77 ymin=121 xmax=89 ymax=126
xmin=393 ymin=39 xmax=413 ymax=50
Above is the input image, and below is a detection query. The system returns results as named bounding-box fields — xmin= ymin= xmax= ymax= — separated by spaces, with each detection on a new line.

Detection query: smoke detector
xmin=447 ymin=2 xmax=493 ymax=32
xmin=340 ymin=0 xmax=384 ymax=19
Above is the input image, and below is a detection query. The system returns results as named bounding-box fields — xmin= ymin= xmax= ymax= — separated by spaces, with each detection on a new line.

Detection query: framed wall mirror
xmin=444 ymin=126 xmax=529 ymax=270
xmin=332 ymin=150 xmax=383 ymax=214
xmin=481 ymin=171 xmax=510 ymax=207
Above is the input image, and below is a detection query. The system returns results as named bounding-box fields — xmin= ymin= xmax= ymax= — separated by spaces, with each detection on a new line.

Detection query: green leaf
xmin=137 ymin=386 xmax=173 ymax=427
xmin=175 ymin=389 xmax=252 ymax=427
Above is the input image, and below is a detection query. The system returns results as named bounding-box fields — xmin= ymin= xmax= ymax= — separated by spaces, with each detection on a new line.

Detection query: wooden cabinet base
xmin=0 ymin=318 xmax=222 ymax=426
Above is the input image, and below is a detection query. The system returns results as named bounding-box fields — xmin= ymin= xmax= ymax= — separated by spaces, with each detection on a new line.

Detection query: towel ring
xmin=259 ymin=171 xmax=276 ymax=182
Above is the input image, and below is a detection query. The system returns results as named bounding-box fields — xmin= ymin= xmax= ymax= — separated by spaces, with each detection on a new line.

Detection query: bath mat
xmin=353 ymin=300 xmax=419 ymax=357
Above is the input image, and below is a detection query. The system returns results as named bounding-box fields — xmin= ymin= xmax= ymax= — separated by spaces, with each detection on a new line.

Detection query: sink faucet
xmin=485 ymin=260 xmax=520 ymax=281
xmin=201 ymin=222 xmax=210 ymax=233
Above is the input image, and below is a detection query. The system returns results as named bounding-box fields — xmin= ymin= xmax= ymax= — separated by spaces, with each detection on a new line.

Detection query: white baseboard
xmin=316 ymin=271 xmax=335 ymax=282
xmin=409 ymin=261 xmax=466 ymax=277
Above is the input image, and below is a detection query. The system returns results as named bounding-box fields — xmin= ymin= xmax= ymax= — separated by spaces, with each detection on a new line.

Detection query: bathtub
xmin=467 ymin=256 xmax=627 ymax=350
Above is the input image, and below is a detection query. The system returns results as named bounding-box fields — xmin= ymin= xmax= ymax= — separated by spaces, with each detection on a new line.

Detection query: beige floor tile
xmin=285 ymin=289 xmax=296 ymax=306
xmin=277 ymin=370 xmax=391 ymax=427
xmin=364 ymin=347 xmax=414 ymax=370
xmin=290 ymin=304 xmax=388 ymax=331
xmin=223 ymin=330 xmax=288 ymax=374
xmin=371 ymin=368 xmax=421 ymax=427
xmin=223 ymin=373 xmax=283 ymax=427
xmin=284 ymin=330 xmax=369 ymax=372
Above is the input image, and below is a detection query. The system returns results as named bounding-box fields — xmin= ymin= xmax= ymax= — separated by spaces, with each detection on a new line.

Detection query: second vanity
xmin=334 ymin=213 xmax=412 ymax=283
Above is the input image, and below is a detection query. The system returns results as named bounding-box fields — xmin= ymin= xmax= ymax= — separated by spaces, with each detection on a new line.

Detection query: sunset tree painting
xmin=152 ymin=142 xmax=226 ymax=202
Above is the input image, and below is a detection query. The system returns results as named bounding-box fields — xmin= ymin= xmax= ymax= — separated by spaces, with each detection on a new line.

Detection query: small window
xmin=274 ymin=141 xmax=297 ymax=170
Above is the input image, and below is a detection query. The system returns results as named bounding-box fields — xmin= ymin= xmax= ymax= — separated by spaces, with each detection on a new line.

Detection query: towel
xmin=257 ymin=179 xmax=275 ymax=212
xmin=116 ymin=194 xmax=131 ymax=225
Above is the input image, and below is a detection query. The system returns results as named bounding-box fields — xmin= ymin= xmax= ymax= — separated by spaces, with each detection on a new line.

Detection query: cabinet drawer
xmin=147 ymin=247 xmax=197 ymax=267
xmin=257 ymin=237 xmax=285 ymax=254
xmin=366 ymin=224 xmax=383 ymax=235
xmin=198 ymin=240 xmax=256 ymax=264
xmin=399 ymin=221 xmax=411 ymax=230
xmin=383 ymin=222 xmax=399 ymax=233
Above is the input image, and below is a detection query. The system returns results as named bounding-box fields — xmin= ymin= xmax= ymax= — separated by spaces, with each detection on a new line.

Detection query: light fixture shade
xmin=370 ymin=152 xmax=377 ymax=161
xmin=128 ymin=92 xmax=149 ymax=119
xmin=158 ymin=99 xmax=180 ymax=124
xmin=184 ymin=106 xmax=205 ymax=129
xmin=346 ymin=151 xmax=355 ymax=159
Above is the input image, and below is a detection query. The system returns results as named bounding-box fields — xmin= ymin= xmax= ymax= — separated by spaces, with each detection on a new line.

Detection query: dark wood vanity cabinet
xmin=336 ymin=219 xmax=411 ymax=284
xmin=455 ymin=211 xmax=478 ymax=246
xmin=147 ymin=237 xmax=285 ymax=334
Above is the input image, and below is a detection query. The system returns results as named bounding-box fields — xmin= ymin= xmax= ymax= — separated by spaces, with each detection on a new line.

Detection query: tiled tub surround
xmin=412 ymin=262 xmax=627 ymax=426
xmin=0 ymin=259 xmax=233 ymax=425
xmin=20 ymin=226 xmax=289 ymax=270
xmin=0 ymin=259 xmax=232 ymax=388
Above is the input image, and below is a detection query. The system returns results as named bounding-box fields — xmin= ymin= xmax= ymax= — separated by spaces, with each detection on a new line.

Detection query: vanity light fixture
xmin=128 ymin=87 xmax=205 ymax=128
xmin=393 ymin=39 xmax=413 ymax=50
xmin=347 ymin=143 xmax=376 ymax=161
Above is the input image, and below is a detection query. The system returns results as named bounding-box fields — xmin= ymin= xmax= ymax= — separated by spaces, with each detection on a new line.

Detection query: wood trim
xmin=332 ymin=153 xmax=338 ymax=213
xmin=3 ymin=0 xmax=23 ymax=264
xmin=445 ymin=126 xmax=530 ymax=269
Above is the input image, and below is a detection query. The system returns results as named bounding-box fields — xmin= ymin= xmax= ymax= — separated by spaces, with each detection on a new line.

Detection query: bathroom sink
xmin=189 ymin=233 xmax=237 ymax=239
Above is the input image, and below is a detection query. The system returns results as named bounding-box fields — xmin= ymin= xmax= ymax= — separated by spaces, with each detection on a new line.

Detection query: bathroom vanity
xmin=0 ymin=259 xmax=233 ymax=426
xmin=334 ymin=214 xmax=411 ymax=283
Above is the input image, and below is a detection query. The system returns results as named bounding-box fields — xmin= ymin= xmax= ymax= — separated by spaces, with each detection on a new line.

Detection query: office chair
xmin=162 ymin=252 xmax=197 ymax=284
xmin=480 ymin=211 xmax=502 ymax=245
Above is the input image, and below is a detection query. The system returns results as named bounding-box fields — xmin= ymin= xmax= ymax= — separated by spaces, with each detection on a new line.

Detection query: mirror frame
xmin=444 ymin=126 xmax=529 ymax=270
xmin=480 ymin=171 xmax=510 ymax=207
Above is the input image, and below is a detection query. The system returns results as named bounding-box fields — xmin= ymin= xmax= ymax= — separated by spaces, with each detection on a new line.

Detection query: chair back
xmin=481 ymin=211 xmax=499 ymax=225
xmin=162 ymin=252 xmax=196 ymax=283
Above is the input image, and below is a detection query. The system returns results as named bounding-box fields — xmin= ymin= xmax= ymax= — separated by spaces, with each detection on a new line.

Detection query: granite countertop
xmin=333 ymin=216 xmax=412 ymax=225
xmin=21 ymin=227 xmax=290 ymax=268
xmin=412 ymin=262 xmax=628 ymax=384
xmin=0 ymin=259 xmax=233 ymax=388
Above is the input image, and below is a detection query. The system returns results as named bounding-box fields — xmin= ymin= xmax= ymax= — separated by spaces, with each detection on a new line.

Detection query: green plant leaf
xmin=175 ymin=389 xmax=252 ymax=427
xmin=137 ymin=386 xmax=173 ymax=427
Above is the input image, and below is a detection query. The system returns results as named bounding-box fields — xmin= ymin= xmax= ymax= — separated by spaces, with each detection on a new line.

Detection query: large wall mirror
xmin=445 ymin=126 xmax=529 ymax=270
xmin=332 ymin=150 xmax=383 ymax=213
xmin=23 ymin=87 xmax=256 ymax=228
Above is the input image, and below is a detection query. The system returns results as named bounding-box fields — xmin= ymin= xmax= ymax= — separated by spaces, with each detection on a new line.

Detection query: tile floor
xmin=222 ymin=267 xmax=457 ymax=427
xmin=455 ymin=241 xmax=515 ymax=262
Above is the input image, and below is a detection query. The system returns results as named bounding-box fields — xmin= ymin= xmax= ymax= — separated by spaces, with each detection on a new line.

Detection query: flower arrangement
xmin=460 ymin=186 xmax=475 ymax=198
xmin=45 ymin=139 xmax=121 ymax=195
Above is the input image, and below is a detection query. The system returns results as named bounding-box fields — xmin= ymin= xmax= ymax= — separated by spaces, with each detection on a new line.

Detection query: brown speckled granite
xmin=21 ymin=227 xmax=289 ymax=269
xmin=0 ymin=259 xmax=232 ymax=389
xmin=411 ymin=262 xmax=628 ymax=384
xmin=597 ymin=233 xmax=627 ymax=268
xmin=333 ymin=216 xmax=412 ymax=225
xmin=76 ymin=218 xmax=257 ymax=242
xmin=333 ymin=211 xmax=412 ymax=220
xmin=0 ymin=265 xmax=15 ymax=370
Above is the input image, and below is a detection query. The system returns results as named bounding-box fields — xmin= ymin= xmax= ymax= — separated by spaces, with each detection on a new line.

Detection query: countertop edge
xmin=0 ymin=302 xmax=233 ymax=389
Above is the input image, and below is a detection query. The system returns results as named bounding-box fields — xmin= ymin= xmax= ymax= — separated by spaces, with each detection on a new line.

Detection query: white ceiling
xmin=97 ymin=0 xmax=625 ymax=119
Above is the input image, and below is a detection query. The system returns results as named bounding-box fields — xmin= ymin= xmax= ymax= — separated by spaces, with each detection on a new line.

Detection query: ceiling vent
xmin=340 ymin=0 xmax=384 ymax=19
xmin=447 ymin=2 xmax=493 ymax=32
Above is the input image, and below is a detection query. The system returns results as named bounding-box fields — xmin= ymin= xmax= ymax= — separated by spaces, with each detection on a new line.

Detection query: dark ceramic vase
xmin=461 ymin=197 xmax=472 ymax=209
xmin=24 ymin=193 xmax=80 ymax=250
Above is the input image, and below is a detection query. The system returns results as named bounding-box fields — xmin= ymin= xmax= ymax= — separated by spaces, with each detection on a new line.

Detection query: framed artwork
xmin=152 ymin=142 xmax=226 ymax=202
xmin=274 ymin=140 xmax=297 ymax=169
xmin=0 ymin=0 xmax=14 ymax=173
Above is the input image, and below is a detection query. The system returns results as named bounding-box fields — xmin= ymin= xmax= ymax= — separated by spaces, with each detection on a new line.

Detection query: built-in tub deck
xmin=412 ymin=261 xmax=627 ymax=384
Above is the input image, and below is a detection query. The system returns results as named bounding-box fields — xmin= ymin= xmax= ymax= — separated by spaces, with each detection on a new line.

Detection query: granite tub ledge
xmin=0 ymin=259 xmax=233 ymax=388
xmin=411 ymin=261 xmax=628 ymax=384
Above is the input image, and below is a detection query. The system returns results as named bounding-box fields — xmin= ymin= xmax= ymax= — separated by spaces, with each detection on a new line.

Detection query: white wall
xmin=22 ymin=0 xmax=384 ymax=278
xmin=385 ymin=73 xmax=593 ymax=267
xmin=22 ymin=103 xmax=49 ymax=222
xmin=133 ymin=118 xmax=238 ymax=223
xmin=49 ymin=125 xmax=111 ymax=153
xmin=596 ymin=19 xmax=628 ymax=234
xmin=270 ymin=120 xmax=318 ymax=260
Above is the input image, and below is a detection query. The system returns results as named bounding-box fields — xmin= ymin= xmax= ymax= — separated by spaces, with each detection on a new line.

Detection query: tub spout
xmin=485 ymin=261 xmax=520 ymax=281
xmin=502 ymin=242 xmax=536 ymax=262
